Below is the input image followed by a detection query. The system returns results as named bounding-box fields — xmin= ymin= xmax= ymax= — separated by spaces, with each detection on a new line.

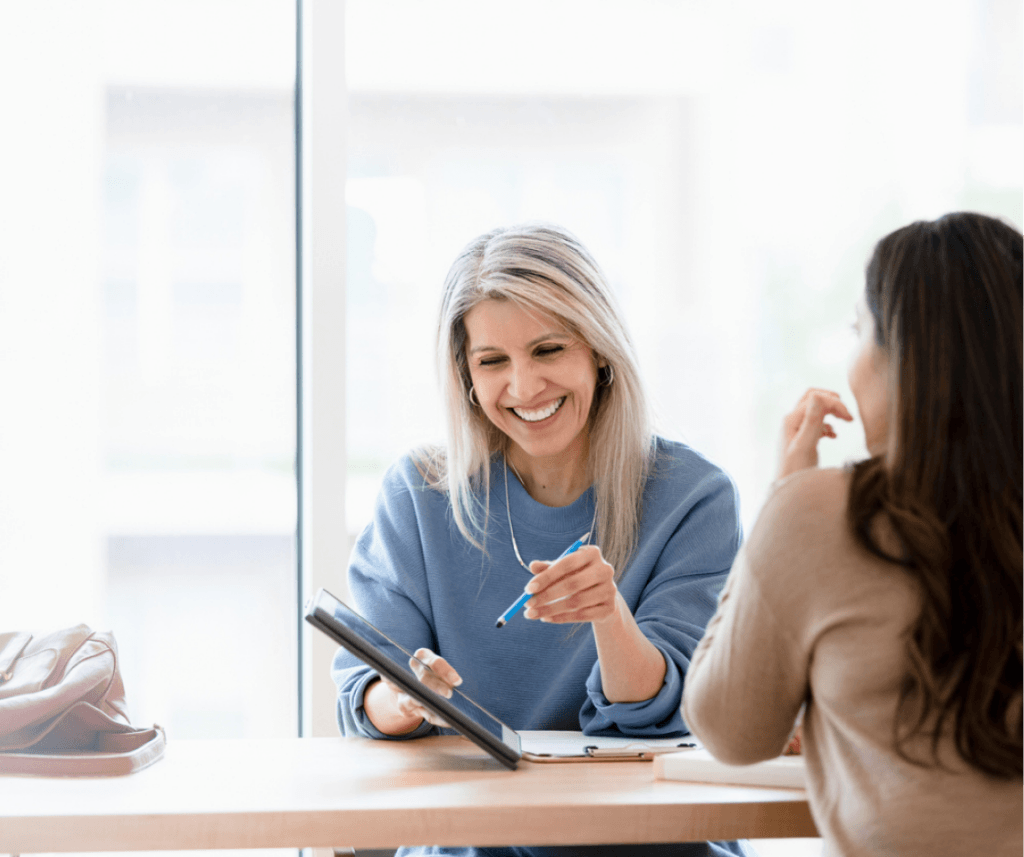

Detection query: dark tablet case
xmin=304 ymin=587 xmax=522 ymax=770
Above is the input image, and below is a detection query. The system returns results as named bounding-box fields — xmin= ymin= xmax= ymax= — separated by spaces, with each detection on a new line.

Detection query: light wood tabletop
xmin=0 ymin=736 xmax=817 ymax=853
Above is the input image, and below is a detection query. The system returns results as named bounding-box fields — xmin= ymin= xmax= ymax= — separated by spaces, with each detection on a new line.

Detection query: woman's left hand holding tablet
xmin=364 ymin=648 xmax=462 ymax=734
xmin=523 ymin=545 xmax=618 ymax=625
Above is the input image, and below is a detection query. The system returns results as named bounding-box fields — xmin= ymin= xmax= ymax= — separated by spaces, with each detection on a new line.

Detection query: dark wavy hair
xmin=847 ymin=212 xmax=1023 ymax=778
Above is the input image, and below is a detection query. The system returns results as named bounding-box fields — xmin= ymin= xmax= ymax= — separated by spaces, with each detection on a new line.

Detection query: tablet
xmin=304 ymin=587 xmax=522 ymax=770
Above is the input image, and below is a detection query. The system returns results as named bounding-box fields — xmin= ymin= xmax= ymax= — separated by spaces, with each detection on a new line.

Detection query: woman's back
xmin=735 ymin=467 xmax=1022 ymax=856
xmin=684 ymin=212 xmax=1022 ymax=856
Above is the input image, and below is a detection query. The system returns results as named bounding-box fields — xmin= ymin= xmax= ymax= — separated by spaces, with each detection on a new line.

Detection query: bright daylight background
xmin=0 ymin=2 xmax=1020 ymax=856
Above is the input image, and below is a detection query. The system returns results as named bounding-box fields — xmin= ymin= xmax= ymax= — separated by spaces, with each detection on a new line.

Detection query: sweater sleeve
xmin=681 ymin=475 xmax=817 ymax=763
xmin=331 ymin=459 xmax=437 ymax=741
xmin=580 ymin=465 xmax=744 ymax=737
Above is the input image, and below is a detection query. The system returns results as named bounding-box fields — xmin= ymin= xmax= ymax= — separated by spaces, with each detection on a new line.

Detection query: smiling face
xmin=848 ymin=296 xmax=891 ymax=456
xmin=463 ymin=298 xmax=600 ymax=477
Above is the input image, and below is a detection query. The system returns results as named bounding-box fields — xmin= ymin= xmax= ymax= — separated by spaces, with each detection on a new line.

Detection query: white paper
xmin=519 ymin=730 xmax=701 ymax=757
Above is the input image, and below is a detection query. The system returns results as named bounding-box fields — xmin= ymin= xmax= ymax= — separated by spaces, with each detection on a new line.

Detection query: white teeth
xmin=513 ymin=397 xmax=566 ymax=422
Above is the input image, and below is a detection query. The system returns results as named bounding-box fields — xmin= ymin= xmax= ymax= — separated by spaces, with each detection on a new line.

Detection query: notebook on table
xmin=304 ymin=587 xmax=697 ymax=770
xmin=654 ymin=748 xmax=806 ymax=789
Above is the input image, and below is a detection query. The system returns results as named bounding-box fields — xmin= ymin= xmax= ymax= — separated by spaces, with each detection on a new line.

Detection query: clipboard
xmin=305 ymin=588 xmax=700 ymax=768
xmin=519 ymin=730 xmax=700 ymax=763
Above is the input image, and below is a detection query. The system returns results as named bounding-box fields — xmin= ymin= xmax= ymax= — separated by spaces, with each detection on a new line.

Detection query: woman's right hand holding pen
xmin=523 ymin=544 xmax=618 ymax=625
xmin=363 ymin=648 xmax=462 ymax=735
xmin=525 ymin=545 xmax=668 ymax=704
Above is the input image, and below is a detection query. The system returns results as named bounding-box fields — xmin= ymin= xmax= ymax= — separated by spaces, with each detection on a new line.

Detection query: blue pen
xmin=494 ymin=532 xmax=591 ymax=628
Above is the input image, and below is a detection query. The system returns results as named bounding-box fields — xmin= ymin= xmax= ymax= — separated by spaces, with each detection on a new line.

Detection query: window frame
xmin=297 ymin=0 xmax=349 ymax=738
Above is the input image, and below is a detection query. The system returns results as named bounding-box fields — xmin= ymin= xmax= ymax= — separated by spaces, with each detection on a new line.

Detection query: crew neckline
xmin=493 ymin=456 xmax=596 ymax=536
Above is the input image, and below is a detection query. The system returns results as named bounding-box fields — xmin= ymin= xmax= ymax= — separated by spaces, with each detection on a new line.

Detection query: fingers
xmin=786 ymin=389 xmax=853 ymax=438
xmin=526 ymin=545 xmax=601 ymax=594
xmin=524 ymin=546 xmax=617 ymax=624
xmin=416 ymin=702 xmax=451 ymax=728
xmin=409 ymin=649 xmax=462 ymax=698
xmin=791 ymin=396 xmax=827 ymax=449
xmin=528 ymin=584 xmax=617 ymax=623
xmin=527 ymin=559 xmax=605 ymax=606
xmin=379 ymin=677 xmax=444 ymax=727
xmin=797 ymin=390 xmax=852 ymax=434
xmin=381 ymin=675 xmax=451 ymax=729
xmin=778 ymin=388 xmax=853 ymax=480
xmin=793 ymin=388 xmax=854 ymax=418
xmin=396 ymin=693 xmax=450 ymax=728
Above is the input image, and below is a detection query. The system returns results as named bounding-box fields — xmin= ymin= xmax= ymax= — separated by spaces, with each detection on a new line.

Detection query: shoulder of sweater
xmin=381 ymin=447 xmax=449 ymax=499
xmin=768 ymin=465 xmax=850 ymax=519
xmin=652 ymin=435 xmax=729 ymax=477
xmin=741 ymin=467 xmax=919 ymax=638
xmin=649 ymin=436 xmax=736 ymax=501
xmin=745 ymin=467 xmax=852 ymax=568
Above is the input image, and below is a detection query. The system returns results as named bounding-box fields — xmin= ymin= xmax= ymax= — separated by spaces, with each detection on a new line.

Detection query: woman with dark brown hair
xmin=682 ymin=212 xmax=1023 ymax=856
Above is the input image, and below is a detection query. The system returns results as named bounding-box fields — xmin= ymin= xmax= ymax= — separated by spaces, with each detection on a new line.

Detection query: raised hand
xmin=777 ymin=388 xmax=854 ymax=480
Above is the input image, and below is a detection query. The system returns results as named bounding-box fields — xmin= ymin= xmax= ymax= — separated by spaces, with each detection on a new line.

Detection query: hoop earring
xmin=599 ymin=364 xmax=615 ymax=387
xmin=469 ymin=386 xmax=480 ymax=407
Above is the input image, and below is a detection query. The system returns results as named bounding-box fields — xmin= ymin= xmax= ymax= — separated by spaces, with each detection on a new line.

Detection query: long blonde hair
xmin=419 ymin=223 xmax=655 ymax=578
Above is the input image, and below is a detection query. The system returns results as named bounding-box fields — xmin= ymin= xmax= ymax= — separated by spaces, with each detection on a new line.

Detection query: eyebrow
xmin=468 ymin=331 xmax=571 ymax=355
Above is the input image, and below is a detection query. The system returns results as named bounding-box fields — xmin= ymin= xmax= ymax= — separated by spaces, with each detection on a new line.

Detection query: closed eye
xmin=535 ymin=344 xmax=565 ymax=358
xmin=477 ymin=354 xmax=507 ymax=367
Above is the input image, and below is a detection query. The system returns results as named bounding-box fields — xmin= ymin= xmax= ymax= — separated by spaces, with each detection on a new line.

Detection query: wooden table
xmin=0 ymin=737 xmax=817 ymax=852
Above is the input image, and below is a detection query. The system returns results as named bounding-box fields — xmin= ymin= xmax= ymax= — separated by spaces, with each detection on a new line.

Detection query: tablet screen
xmin=306 ymin=588 xmax=521 ymax=768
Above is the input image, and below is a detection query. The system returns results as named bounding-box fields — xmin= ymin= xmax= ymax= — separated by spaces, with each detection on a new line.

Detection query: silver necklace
xmin=503 ymin=455 xmax=595 ymax=572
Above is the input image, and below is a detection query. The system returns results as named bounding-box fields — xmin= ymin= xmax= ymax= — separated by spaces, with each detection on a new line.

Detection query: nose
xmin=507 ymin=358 xmax=544 ymax=402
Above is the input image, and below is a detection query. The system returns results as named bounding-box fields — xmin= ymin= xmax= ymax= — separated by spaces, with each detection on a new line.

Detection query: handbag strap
xmin=0 ymin=632 xmax=32 ymax=684
xmin=0 ymin=725 xmax=165 ymax=777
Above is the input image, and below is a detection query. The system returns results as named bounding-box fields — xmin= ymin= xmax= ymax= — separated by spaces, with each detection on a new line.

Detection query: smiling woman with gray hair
xmin=333 ymin=223 xmax=754 ymax=857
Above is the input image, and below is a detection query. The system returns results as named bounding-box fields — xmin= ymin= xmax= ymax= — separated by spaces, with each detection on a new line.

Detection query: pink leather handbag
xmin=0 ymin=625 xmax=165 ymax=776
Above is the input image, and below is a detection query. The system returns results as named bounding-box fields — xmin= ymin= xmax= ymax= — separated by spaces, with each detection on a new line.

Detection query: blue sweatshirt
xmin=332 ymin=437 xmax=752 ymax=857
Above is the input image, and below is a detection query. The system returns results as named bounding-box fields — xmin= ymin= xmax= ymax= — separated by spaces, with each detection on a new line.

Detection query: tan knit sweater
xmin=683 ymin=467 xmax=1022 ymax=857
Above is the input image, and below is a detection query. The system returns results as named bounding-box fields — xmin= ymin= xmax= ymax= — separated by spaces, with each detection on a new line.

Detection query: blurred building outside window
xmin=0 ymin=0 xmax=298 ymax=775
xmin=343 ymin=0 xmax=1023 ymax=547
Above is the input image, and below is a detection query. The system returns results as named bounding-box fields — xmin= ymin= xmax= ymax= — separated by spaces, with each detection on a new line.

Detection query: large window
xmin=343 ymin=0 xmax=1023 ymax=541
xmin=0 ymin=1 xmax=298 ymax=747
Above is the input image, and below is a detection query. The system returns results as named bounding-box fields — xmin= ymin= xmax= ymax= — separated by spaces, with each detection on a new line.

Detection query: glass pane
xmin=0 ymin=0 xmax=298 ymax=759
xmin=344 ymin=0 xmax=1022 ymax=540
